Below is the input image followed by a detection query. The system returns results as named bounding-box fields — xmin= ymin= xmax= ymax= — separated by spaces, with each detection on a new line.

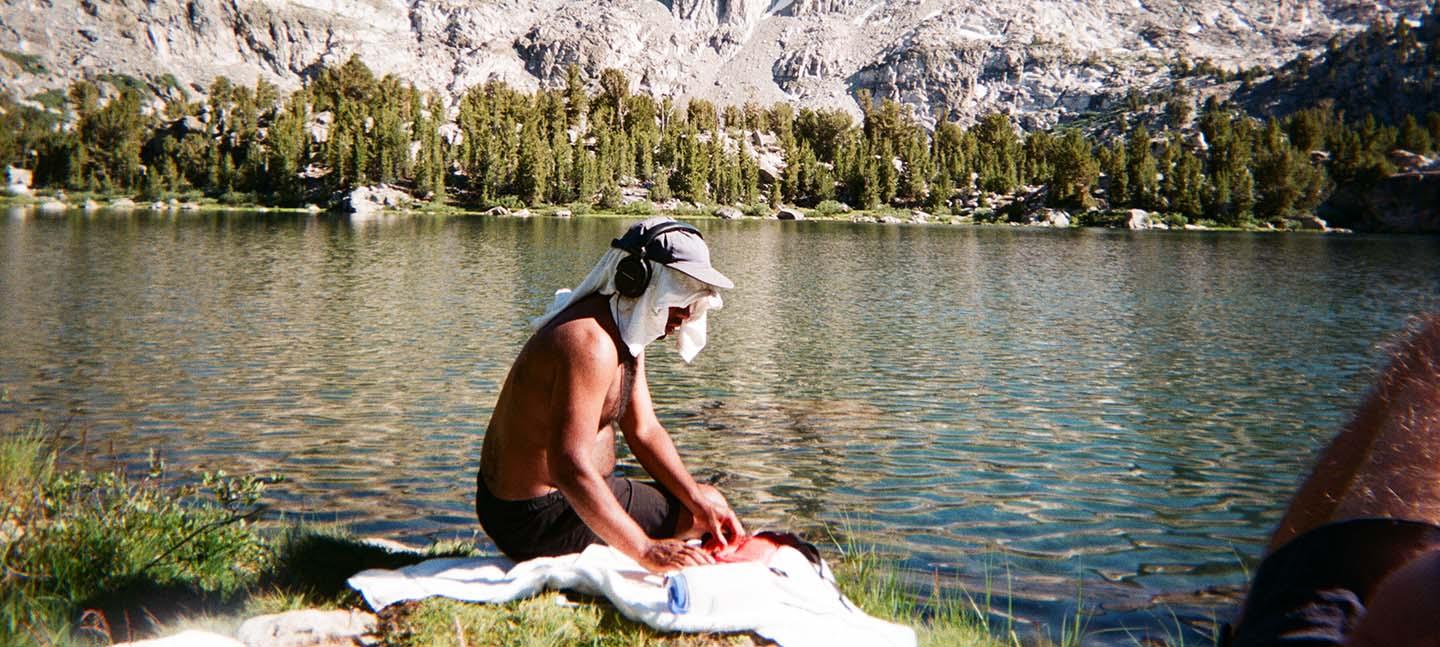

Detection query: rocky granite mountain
xmin=0 ymin=0 xmax=1431 ymax=126
xmin=1236 ymin=4 xmax=1440 ymax=123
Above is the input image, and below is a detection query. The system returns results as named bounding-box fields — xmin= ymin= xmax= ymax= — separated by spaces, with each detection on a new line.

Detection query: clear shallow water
xmin=3 ymin=209 xmax=1439 ymax=643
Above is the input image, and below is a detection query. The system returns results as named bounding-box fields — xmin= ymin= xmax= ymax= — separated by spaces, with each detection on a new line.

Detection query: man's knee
xmin=696 ymin=483 xmax=727 ymax=507
xmin=672 ymin=484 xmax=728 ymax=539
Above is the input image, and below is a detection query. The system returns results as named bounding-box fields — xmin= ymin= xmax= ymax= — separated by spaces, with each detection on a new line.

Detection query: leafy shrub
xmin=0 ymin=428 xmax=277 ymax=644
xmin=565 ymin=201 xmax=593 ymax=216
xmin=813 ymin=200 xmax=852 ymax=217
xmin=599 ymin=184 xmax=624 ymax=210
xmin=1073 ymin=209 xmax=1128 ymax=227
xmin=648 ymin=177 xmax=672 ymax=203
xmin=97 ymin=73 xmax=148 ymax=96
xmin=492 ymin=195 xmax=525 ymax=211
xmin=971 ymin=208 xmax=1003 ymax=224
xmin=1162 ymin=212 xmax=1188 ymax=228
xmin=667 ymin=201 xmax=709 ymax=216
xmin=739 ymin=203 xmax=770 ymax=218
xmin=29 ymin=89 xmax=65 ymax=111
xmin=1 ymin=50 xmax=46 ymax=74
xmin=619 ymin=200 xmax=655 ymax=216
xmin=218 ymin=191 xmax=257 ymax=206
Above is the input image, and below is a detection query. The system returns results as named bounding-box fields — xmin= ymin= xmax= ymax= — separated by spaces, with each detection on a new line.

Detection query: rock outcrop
xmin=1319 ymin=171 xmax=1440 ymax=233
xmin=236 ymin=609 xmax=377 ymax=647
xmin=0 ymin=0 xmax=1426 ymax=127
xmin=5 ymin=166 xmax=32 ymax=196
xmin=340 ymin=185 xmax=413 ymax=216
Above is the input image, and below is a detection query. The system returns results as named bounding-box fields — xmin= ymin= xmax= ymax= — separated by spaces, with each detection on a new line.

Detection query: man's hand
xmin=692 ymin=491 xmax=746 ymax=550
xmin=639 ymin=538 xmax=715 ymax=573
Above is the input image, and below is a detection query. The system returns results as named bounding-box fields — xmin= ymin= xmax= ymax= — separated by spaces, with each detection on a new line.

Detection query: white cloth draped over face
xmin=530 ymin=248 xmax=724 ymax=363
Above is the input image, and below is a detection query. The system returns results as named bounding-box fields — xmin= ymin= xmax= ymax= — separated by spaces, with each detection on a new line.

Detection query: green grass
xmin=0 ymin=426 xmax=273 ymax=644
xmin=28 ymin=89 xmax=66 ymax=112
xmin=0 ymin=50 xmax=46 ymax=75
xmin=96 ymin=73 xmax=148 ymax=96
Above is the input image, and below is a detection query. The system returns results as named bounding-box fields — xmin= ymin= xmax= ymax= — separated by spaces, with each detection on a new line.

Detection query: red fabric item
xmin=703 ymin=533 xmax=785 ymax=564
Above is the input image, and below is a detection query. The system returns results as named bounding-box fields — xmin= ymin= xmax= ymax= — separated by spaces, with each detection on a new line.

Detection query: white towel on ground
xmin=346 ymin=544 xmax=915 ymax=647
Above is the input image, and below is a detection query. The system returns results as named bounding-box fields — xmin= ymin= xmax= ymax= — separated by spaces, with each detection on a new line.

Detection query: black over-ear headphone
xmin=610 ymin=221 xmax=702 ymax=298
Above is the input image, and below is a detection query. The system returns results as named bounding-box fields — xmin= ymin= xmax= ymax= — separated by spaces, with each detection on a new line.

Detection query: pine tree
xmin=564 ymin=64 xmax=589 ymax=132
xmin=1022 ymin=131 xmax=1055 ymax=186
xmin=1100 ymin=139 xmax=1128 ymax=206
xmin=1286 ymin=108 xmax=1327 ymax=153
xmin=1253 ymin=118 xmax=1302 ymax=221
xmin=1125 ymin=125 xmax=1159 ymax=210
xmin=974 ymin=113 xmax=1019 ymax=193
xmin=925 ymin=164 xmax=953 ymax=213
xmin=677 ymin=125 xmax=707 ymax=202
xmin=1398 ymin=114 xmax=1433 ymax=153
xmin=598 ymin=68 xmax=629 ymax=130
xmin=858 ymin=155 xmax=880 ymax=210
xmin=1169 ymin=150 xmax=1204 ymax=218
xmin=1049 ymin=129 xmax=1097 ymax=209
xmin=549 ymin=128 xmax=573 ymax=204
xmin=73 ymin=87 xmax=147 ymax=191
xmin=267 ymin=95 xmax=309 ymax=204
xmin=738 ymin=145 xmax=761 ymax=204
xmin=897 ymin=132 xmax=930 ymax=204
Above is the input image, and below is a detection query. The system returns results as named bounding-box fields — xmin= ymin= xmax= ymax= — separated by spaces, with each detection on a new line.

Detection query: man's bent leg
xmin=476 ymin=476 xmax=599 ymax=561
xmin=608 ymin=475 xmax=685 ymax=539
xmin=671 ymin=483 xmax=732 ymax=540
xmin=477 ymin=475 xmax=699 ymax=560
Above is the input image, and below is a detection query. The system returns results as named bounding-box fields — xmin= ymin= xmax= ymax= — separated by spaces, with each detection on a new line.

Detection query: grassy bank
xmin=0 ymin=426 xmax=1057 ymax=646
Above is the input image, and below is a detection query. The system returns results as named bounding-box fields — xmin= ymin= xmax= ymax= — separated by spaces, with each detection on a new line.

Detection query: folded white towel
xmin=347 ymin=544 xmax=915 ymax=647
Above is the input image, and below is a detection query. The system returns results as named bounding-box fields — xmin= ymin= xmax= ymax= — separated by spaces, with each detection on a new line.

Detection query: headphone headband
xmin=610 ymin=220 xmax=702 ymax=298
xmin=610 ymin=220 xmax=702 ymax=254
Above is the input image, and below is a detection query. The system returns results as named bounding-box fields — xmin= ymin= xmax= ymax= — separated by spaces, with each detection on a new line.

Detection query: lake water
xmin=3 ymin=208 xmax=1439 ymax=644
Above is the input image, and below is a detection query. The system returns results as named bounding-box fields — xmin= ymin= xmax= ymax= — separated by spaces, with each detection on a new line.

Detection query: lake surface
xmin=3 ymin=208 xmax=1439 ymax=644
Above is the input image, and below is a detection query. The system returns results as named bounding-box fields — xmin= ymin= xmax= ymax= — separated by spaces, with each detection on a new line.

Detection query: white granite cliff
xmin=0 ymin=0 xmax=1427 ymax=124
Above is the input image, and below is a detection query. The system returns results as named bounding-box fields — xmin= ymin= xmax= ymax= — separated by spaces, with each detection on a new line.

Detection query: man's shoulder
xmin=535 ymin=306 xmax=620 ymax=367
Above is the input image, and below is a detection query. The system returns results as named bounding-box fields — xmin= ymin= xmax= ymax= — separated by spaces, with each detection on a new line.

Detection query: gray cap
xmin=613 ymin=217 xmax=734 ymax=289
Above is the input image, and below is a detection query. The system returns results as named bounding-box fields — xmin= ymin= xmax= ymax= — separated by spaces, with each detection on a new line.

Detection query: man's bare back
xmin=480 ymin=294 xmax=629 ymax=500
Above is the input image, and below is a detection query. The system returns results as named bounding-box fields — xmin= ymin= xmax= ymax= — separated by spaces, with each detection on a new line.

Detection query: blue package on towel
xmin=666 ymin=573 xmax=690 ymax=614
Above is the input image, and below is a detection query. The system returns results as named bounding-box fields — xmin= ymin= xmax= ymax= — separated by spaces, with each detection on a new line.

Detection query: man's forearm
xmin=552 ymin=466 xmax=652 ymax=557
xmin=627 ymin=428 xmax=704 ymax=510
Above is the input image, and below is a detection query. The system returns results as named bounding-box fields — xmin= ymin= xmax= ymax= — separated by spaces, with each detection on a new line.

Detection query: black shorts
xmin=1227 ymin=518 xmax=1440 ymax=646
xmin=475 ymin=472 xmax=684 ymax=562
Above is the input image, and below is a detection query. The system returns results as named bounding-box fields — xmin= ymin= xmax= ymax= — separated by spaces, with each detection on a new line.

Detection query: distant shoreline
xmin=1 ymin=192 xmax=1345 ymax=234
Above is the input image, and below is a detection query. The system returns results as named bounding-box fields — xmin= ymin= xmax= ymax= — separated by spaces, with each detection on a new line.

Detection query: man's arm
xmin=544 ymin=328 xmax=713 ymax=572
xmin=620 ymin=352 xmax=745 ymax=547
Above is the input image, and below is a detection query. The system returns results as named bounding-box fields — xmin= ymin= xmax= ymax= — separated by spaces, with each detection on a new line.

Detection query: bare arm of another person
xmin=544 ymin=326 xmax=715 ymax=573
xmin=620 ymin=351 xmax=745 ymax=549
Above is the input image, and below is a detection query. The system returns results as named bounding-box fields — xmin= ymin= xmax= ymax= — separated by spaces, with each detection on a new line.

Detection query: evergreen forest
xmin=2 ymin=9 xmax=1438 ymax=229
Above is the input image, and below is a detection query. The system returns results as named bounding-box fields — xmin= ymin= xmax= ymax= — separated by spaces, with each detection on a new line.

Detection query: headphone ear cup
xmin=614 ymin=253 xmax=650 ymax=298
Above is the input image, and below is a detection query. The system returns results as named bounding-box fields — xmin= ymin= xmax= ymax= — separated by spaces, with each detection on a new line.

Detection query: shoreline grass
xmin=0 ymin=427 xmax=1140 ymax=646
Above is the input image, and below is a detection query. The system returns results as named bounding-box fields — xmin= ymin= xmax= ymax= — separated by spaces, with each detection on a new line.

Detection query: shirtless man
xmin=1228 ymin=314 xmax=1440 ymax=646
xmin=477 ymin=217 xmax=745 ymax=574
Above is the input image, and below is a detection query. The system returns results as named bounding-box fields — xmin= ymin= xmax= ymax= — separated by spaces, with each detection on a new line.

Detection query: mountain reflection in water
xmin=2 ymin=210 xmax=1438 ymax=644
